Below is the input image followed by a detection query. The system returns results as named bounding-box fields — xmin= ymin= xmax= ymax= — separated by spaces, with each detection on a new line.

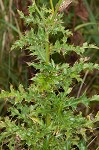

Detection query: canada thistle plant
xmin=0 ymin=0 xmax=99 ymax=149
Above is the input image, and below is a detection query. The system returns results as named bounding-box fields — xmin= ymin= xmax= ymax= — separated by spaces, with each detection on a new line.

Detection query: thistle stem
xmin=51 ymin=0 xmax=63 ymax=22
xmin=50 ymin=0 xmax=54 ymax=14
xmin=45 ymin=33 xmax=50 ymax=64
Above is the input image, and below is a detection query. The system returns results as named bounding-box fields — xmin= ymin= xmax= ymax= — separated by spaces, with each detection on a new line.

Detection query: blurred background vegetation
xmin=0 ymin=0 xmax=99 ymax=149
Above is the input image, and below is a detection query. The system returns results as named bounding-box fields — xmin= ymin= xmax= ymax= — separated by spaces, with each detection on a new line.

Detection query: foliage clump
xmin=0 ymin=1 xmax=99 ymax=149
